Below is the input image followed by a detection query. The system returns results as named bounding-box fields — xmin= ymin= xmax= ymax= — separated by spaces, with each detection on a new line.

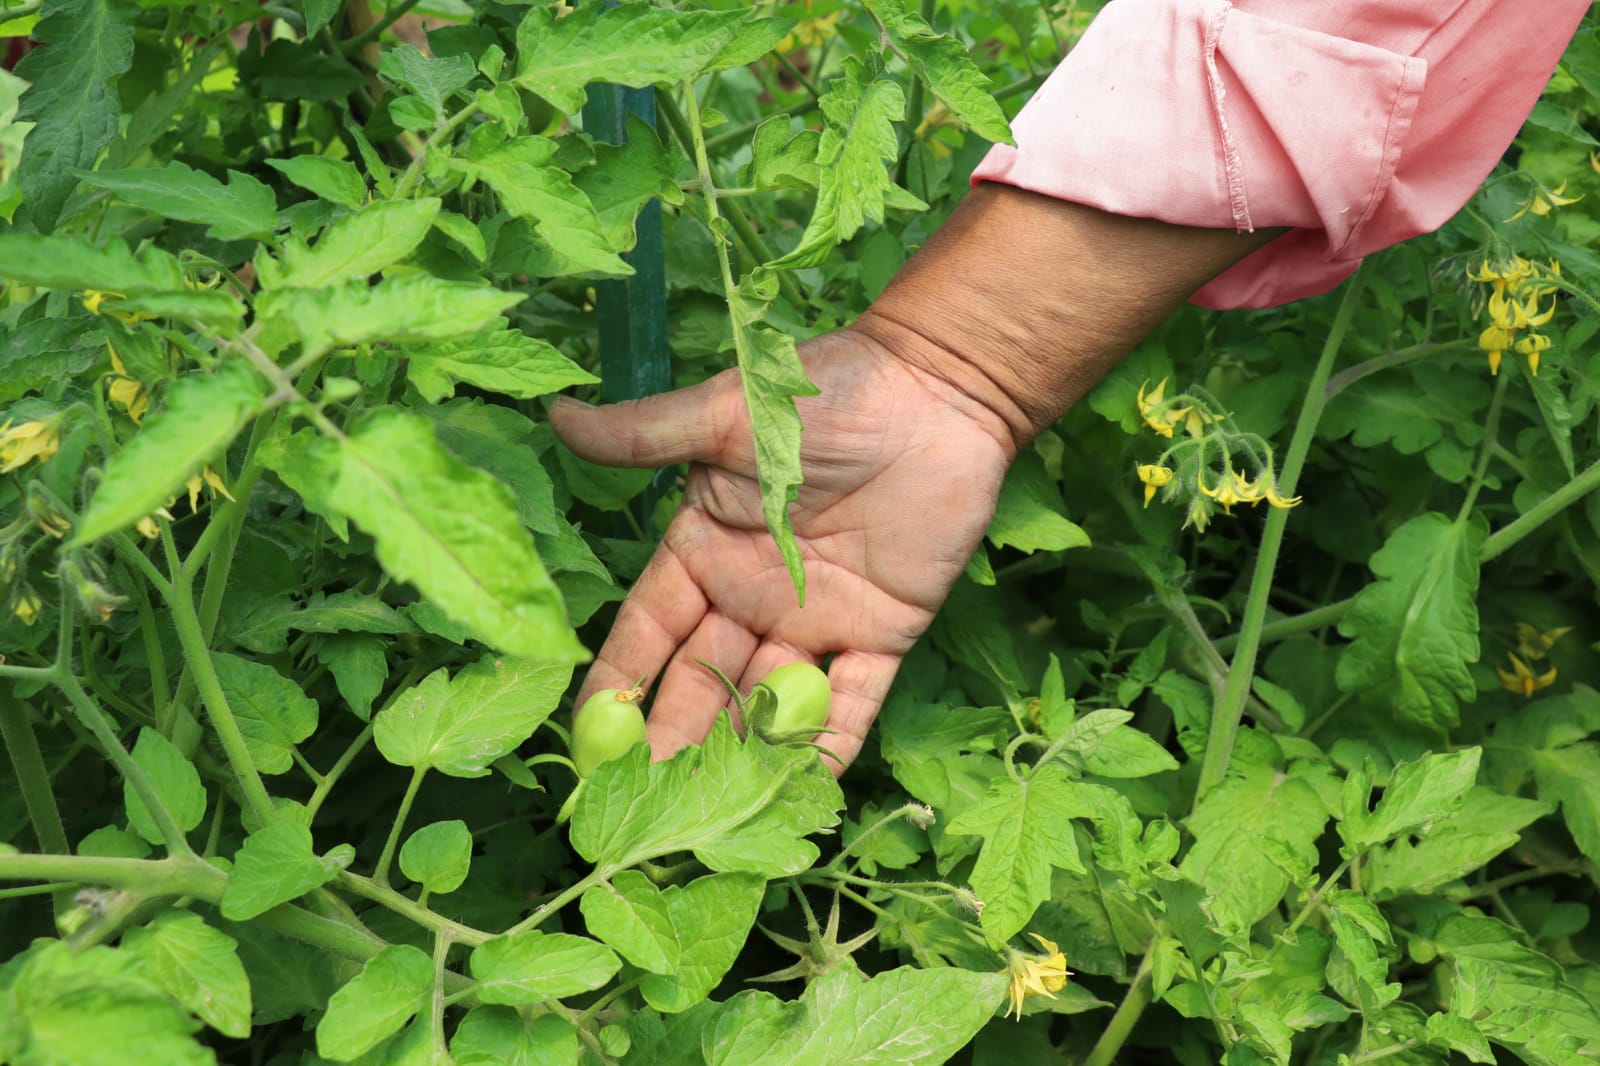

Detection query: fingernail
xmin=550 ymin=395 xmax=595 ymax=412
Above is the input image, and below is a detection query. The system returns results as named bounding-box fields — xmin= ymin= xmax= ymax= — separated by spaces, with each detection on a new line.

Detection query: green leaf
xmin=769 ymin=57 xmax=922 ymax=270
xmin=220 ymin=820 xmax=355 ymax=920
xmin=1325 ymin=891 xmax=1401 ymax=1017
xmin=123 ymin=728 xmax=206 ymax=846
xmin=1081 ymin=726 xmax=1180 ymax=778
xmin=212 ymin=652 xmax=319 ymax=775
xmin=1425 ymin=1012 xmax=1495 ymax=1064
xmin=314 ymin=634 xmax=388 ymax=721
xmin=1532 ymin=742 xmax=1600 ymax=865
xmin=123 ymin=912 xmax=251 ymax=1040
xmin=0 ymin=235 xmax=184 ymax=295
xmin=945 ymin=762 xmax=1095 ymax=941
xmin=986 ymin=449 xmax=1090 ymax=553
xmin=321 ymin=411 xmax=586 ymax=660
xmin=452 ymin=1008 xmax=578 ymax=1066
xmin=861 ymin=0 xmax=1012 ymax=143
xmin=736 ymin=965 xmax=1008 ymax=1066
xmin=432 ymin=210 xmax=487 ymax=261
xmin=470 ymin=931 xmax=620 ymax=1005
xmin=229 ymin=589 xmax=415 ymax=653
xmin=258 ymin=426 xmax=348 ymax=540
xmin=0 ymin=317 xmax=104 ymax=404
xmin=1336 ymin=513 xmax=1486 ymax=732
xmin=1341 ymin=748 xmax=1481 ymax=853
xmin=513 ymin=5 xmax=760 ymax=114
xmin=101 ymin=289 xmax=245 ymax=332
xmin=271 ymin=198 xmax=440 ymax=289
xmin=1 ymin=941 xmax=211 ymax=1066
xmin=1320 ymin=364 xmax=1490 ymax=455
xmin=262 ymin=276 xmax=523 ymax=360
xmin=71 ymin=361 xmax=264 ymax=545
xmin=455 ymin=136 xmax=630 ymax=277
xmin=419 ymin=399 xmax=561 ymax=534
xmin=316 ymin=945 xmax=432 ymax=1062
xmin=266 ymin=155 xmax=367 ymax=210
xmin=15 ymin=0 xmax=135 ymax=231
xmin=1180 ymin=762 xmax=1328 ymax=926
xmin=637 ymin=874 xmax=765 ymax=1013
xmin=725 ymin=286 xmax=818 ymax=602
xmin=405 ymin=327 xmax=597 ymax=403
xmin=746 ymin=117 xmax=820 ymax=191
xmin=1364 ymin=787 xmax=1553 ymax=899
xmin=377 ymin=45 xmax=476 ymax=125
xmin=580 ymin=869 xmax=679 ymax=974
xmin=573 ymin=113 xmax=686 ymax=252
xmin=375 ymin=655 xmax=573 ymax=777
xmin=302 ymin=0 xmax=340 ymax=36
xmin=79 ymin=163 xmax=277 ymax=241
xmin=399 ymin=820 xmax=472 ymax=895
xmin=570 ymin=716 xmax=842 ymax=877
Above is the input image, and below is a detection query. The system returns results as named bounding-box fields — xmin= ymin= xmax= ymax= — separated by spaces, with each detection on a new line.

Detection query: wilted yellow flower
xmin=1515 ymin=622 xmax=1572 ymax=662
xmin=1005 ymin=934 xmax=1071 ymax=1020
xmin=134 ymin=506 xmax=174 ymax=540
xmin=1136 ymin=463 xmax=1173 ymax=506
xmin=1507 ymin=180 xmax=1582 ymax=222
xmin=13 ymin=589 xmax=41 ymax=626
xmin=0 ymin=419 xmax=62 ymax=473
xmin=184 ymin=467 xmax=235 ymax=512
xmin=1497 ymin=653 xmax=1556 ymax=698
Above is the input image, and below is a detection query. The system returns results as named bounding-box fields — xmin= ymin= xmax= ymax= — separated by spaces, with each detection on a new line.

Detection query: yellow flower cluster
xmin=1496 ymin=622 xmax=1570 ymax=698
xmin=1005 ymin=934 xmax=1071 ymax=1020
xmin=1469 ymin=257 xmax=1560 ymax=376
xmin=1136 ymin=378 xmax=1212 ymax=439
xmin=0 ymin=419 xmax=61 ymax=474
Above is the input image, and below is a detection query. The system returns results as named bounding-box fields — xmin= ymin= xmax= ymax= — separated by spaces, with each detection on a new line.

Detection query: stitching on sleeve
xmin=1330 ymin=54 xmax=1424 ymax=259
xmin=1203 ymin=0 xmax=1252 ymax=233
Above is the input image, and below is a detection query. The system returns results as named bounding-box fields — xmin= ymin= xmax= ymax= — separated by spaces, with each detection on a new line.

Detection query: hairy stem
xmin=1083 ymin=949 xmax=1155 ymax=1066
xmin=0 ymin=698 xmax=70 ymax=854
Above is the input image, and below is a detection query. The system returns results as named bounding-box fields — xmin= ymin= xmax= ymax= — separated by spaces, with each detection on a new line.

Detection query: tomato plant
xmin=4 ymin=1 xmax=1600 ymax=1064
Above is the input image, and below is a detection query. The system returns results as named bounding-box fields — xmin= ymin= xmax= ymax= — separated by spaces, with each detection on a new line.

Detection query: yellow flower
xmin=1507 ymin=180 xmax=1582 ymax=222
xmin=0 ymin=419 xmax=62 ymax=473
xmin=1478 ymin=324 xmax=1517 ymax=376
xmin=1136 ymin=463 xmax=1173 ymax=506
xmin=779 ymin=7 xmax=843 ymax=52
xmin=1200 ymin=469 xmax=1245 ymax=513
xmin=82 ymin=289 xmax=120 ymax=316
xmin=184 ymin=467 xmax=236 ymax=512
xmin=1514 ymin=622 xmax=1572 ymax=662
xmin=13 ymin=589 xmax=41 ymax=626
xmin=1516 ymin=333 xmax=1551 ymax=375
xmin=106 ymin=341 xmax=149 ymax=424
xmin=134 ymin=506 xmax=173 ymax=540
xmin=1005 ymin=934 xmax=1071 ymax=1020
xmin=1137 ymin=378 xmax=1176 ymax=438
xmin=1497 ymin=653 xmax=1556 ymax=698
xmin=1183 ymin=497 xmax=1212 ymax=533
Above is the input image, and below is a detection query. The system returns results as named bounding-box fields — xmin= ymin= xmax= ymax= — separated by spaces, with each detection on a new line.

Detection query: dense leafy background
xmin=4 ymin=1 xmax=1600 ymax=1064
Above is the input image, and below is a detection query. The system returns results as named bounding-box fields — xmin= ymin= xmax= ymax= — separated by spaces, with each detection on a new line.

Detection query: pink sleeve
xmin=970 ymin=0 xmax=1589 ymax=309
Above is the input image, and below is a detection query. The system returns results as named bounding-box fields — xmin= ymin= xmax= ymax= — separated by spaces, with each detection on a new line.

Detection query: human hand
xmin=549 ymin=319 xmax=1015 ymax=771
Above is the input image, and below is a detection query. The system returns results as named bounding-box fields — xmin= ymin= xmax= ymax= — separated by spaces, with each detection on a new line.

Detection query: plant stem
xmin=506 ymin=867 xmax=609 ymax=936
xmin=1482 ymin=451 xmax=1600 ymax=563
xmin=340 ymin=0 xmax=423 ymax=53
xmin=1195 ymin=261 xmax=1370 ymax=804
xmin=1322 ymin=340 xmax=1474 ymax=402
xmin=393 ymin=99 xmax=482 ymax=200
xmin=307 ymin=723 xmax=376 ymax=820
xmin=1456 ymin=371 xmax=1510 ymax=523
xmin=164 ymin=538 xmax=277 ymax=827
xmin=1083 ymin=949 xmax=1155 ymax=1066
xmin=1214 ymin=599 xmax=1350 ymax=656
xmin=0 ymin=852 xmax=226 ymax=898
xmin=372 ymin=766 xmax=425 ymax=886
xmin=337 ymin=871 xmax=491 ymax=947
xmin=0 ymin=698 xmax=70 ymax=855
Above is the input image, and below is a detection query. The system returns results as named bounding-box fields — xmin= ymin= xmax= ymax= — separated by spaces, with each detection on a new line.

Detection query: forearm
xmin=854 ymin=183 xmax=1280 ymax=453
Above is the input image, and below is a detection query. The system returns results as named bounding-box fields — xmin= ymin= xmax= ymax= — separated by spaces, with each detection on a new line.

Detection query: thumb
xmin=549 ymin=368 xmax=750 ymax=470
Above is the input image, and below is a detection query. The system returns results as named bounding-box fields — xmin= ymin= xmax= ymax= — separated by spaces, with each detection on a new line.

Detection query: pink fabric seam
xmin=1203 ymin=0 xmax=1252 ymax=233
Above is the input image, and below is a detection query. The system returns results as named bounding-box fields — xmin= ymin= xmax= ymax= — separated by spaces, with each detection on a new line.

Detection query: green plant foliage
xmin=6 ymin=3 xmax=1600 ymax=1064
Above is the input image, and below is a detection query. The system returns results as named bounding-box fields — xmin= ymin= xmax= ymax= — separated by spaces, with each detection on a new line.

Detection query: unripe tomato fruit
xmin=754 ymin=663 xmax=831 ymax=737
xmin=571 ymin=687 xmax=647 ymax=778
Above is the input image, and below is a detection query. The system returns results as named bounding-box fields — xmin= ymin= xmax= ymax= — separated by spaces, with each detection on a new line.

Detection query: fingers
xmin=574 ymin=545 xmax=707 ymax=715
xmin=549 ymin=369 xmax=749 ymax=470
xmin=645 ymin=611 xmax=759 ymax=761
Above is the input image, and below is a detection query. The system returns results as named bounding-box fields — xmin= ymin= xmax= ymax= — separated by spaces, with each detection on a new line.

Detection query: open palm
xmin=550 ymin=323 xmax=1014 ymax=770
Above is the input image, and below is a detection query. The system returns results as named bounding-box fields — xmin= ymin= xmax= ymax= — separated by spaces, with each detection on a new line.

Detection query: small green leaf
xmin=15 ymin=0 xmax=135 ymax=231
xmin=375 ymin=655 xmax=573 ymax=778
xmin=946 ymin=763 xmax=1095 ymax=941
xmin=1341 ymin=748 xmax=1481 ymax=853
xmin=0 ymin=235 xmax=184 ymax=296
xmin=1364 ymin=787 xmax=1553 ymax=899
xmin=513 ymin=5 xmax=762 ymax=114
xmin=324 ymin=412 xmax=586 ymax=661
xmin=1336 ymin=513 xmax=1486 ymax=732
xmin=637 ymin=873 xmax=764 ymax=1013
xmin=79 ymin=163 xmax=277 ymax=241
xmin=399 ymin=820 xmax=472 ymax=895
xmin=302 ymin=0 xmax=340 ymax=36
xmin=1425 ymin=1012 xmax=1495 ymax=1064
xmin=405 ymin=327 xmax=597 ymax=403
xmin=123 ymin=912 xmax=252 ymax=1039
xmin=259 ymin=275 xmax=523 ymax=359
xmin=746 ymin=117 xmax=820 ymax=191
xmin=314 ymin=634 xmax=388 ymax=721
xmin=1531 ymin=742 xmax=1600 ymax=865
xmin=272 ymin=198 xmax=440 ymax=289
xmin=316 ymin=944 xmax=433 ymax=1062
xmin=986 ymin=449 xmax=1090 ymax=553
xmin=377 ymin=45 xmax=476 ymax=125
xmin=470 ymin=931 xmax=620 ymax=1005
xmin=580 ymin=870 xmax=679 ymax=974
xmin=220 ymin=821 xmax=354 ymax=920
xmin=123 ymin=728 xmax=207 ymax=846
xmin=861 ymin=0 xmax=1012 ymax=143
xmin=452 ymin=1008 xmax=579 ymax=1066
xmin=573 ymin=113 xmax=686 ymax=251
xmin=266 ymin=155 xmax=367 ymax=210
xmin=101 ymin=289 xmax=245 ymax=332
xmin=71 ymin=361 xmax=264 ymax=545
xmin=212 ymin=652 xmax=319 ymax=775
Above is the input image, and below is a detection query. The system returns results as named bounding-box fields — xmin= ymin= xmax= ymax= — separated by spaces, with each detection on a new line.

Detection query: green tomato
xmin=753 ymin=662 xmax=831 ymax=738
xmin=571 ymin=687 xmax=647 ymax=778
